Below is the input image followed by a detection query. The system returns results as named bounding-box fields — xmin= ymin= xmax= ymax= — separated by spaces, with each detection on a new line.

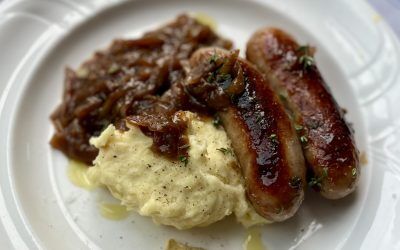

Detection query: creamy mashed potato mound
xmin=88 ymin=111 xmax=267 ymax=229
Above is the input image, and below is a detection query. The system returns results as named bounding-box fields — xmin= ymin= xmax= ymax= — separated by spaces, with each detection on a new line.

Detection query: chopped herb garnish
xmin=300 ymin=135 xmax=308 ymax=144
xmin=217 ymin=148 xmax=233 ymax=156
xmin=213 ymin=115 xmax=222 ymax=128
xmin=308 ymin=177 xmax=321 ymax=188
xmin=351 ymin=167 xmax=357 ymax=178
xmin=294 ymin=124 xmax=303 ymax=131
xmin=269 ymin=134 xmax=278 ymax=144
xmin=299 ymin=55 xmax=314 ymax=70
xmin=178 ymin=155 xmax=189 ymax=166
xmin=289 ymin=176 xmax=302 ymax=189
xmin=297 ymin=45 xmax=314 ymax=70
xmin=308 ymin=167 xmax=329 ymax=188
xmin=147 ymin=164 xmax=152 ymax=168
xmin=209 ymin=54 xmax=218 ymax=64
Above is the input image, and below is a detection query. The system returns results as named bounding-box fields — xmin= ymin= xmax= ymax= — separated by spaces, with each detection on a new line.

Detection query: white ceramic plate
xmin=1 ymin=0 xmax=400 ymax=249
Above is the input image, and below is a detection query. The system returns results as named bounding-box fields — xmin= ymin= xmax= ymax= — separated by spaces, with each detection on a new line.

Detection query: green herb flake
xmin=209 ymin=53 xmax=218 ymax=64
xmin=351 ymin=167 xmax=357 ymax=178
xmin=289 ymin=176 xmax=302 ymax=189
xmin=217 ymin=148 xmax=233 ymax=156
xmin=269 ymin=134 xmax=277 ymax=139
xmin=212 ymin=115 xmax=222 ymax=128
xmin=294 ymin=124 xmax=303 ymax=131
xmin=308 ymin=177 xmax=322 ymax=188
xmin=300 ymin=135 xmax=308 ymax=144
xmin=299 ymin=55 xmax=314 ymax=70
xmin=178 ymin=155 xmax=189 ymax=166
xmin=308 ymin=167 xmax=329 ymax=188
xmin=297 ymin=45 xmax=314 ymax=70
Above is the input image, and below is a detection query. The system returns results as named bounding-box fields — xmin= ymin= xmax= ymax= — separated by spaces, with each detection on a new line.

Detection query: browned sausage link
xmin=185 ymin=48 xmax=306 ymax=221
xmin=246 ymin=28 xmax=359 ymax=199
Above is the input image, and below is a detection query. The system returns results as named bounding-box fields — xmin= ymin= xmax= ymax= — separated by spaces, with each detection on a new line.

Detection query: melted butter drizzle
xmin=67 ymin=160 xmax=130 ymax=220
xmin=99 ymin=203 xmax=130 ymax=220
xmin=67 ymin=160 xmax=97 ymax=190
xmin=244 ymin=227 xmax=266 ymax=250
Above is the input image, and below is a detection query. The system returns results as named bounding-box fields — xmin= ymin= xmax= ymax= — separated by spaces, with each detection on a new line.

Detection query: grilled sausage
xmin=246 ymin=28 xmax=359 ymax=199
xmin=185 ymin=47 xmax=306 ymax=221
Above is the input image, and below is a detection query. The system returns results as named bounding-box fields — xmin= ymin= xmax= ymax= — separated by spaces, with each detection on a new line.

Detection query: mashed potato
xmin=88 ymin=111 xmax=267 ymax=229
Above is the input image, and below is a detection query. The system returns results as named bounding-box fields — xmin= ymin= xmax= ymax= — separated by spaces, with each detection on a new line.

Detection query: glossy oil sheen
xmin=246 ymin=28 xmax=359 ymax=198
xmin=0 ymin=0 xmax=382 ymax=249
xmin=67 ymin=160 xmax=97 ymax=190
xmin=244 ymin=227 xmax=266 ymax=250
xmin=99 ymin=203 xmax=130 ymax=220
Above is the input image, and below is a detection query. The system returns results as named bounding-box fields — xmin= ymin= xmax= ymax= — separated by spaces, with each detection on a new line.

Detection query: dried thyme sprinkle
xmin=300 ymin=135 xmax=308 ymax=144
xmin=178 ymin=155 xmax=189 ymax=166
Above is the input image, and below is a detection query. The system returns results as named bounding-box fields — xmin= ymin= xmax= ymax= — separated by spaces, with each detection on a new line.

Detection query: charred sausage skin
xmin=186 ymin=48 xmax=306 ymax=221
xmin=246 ymin=28 xmax=359 ymax=199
